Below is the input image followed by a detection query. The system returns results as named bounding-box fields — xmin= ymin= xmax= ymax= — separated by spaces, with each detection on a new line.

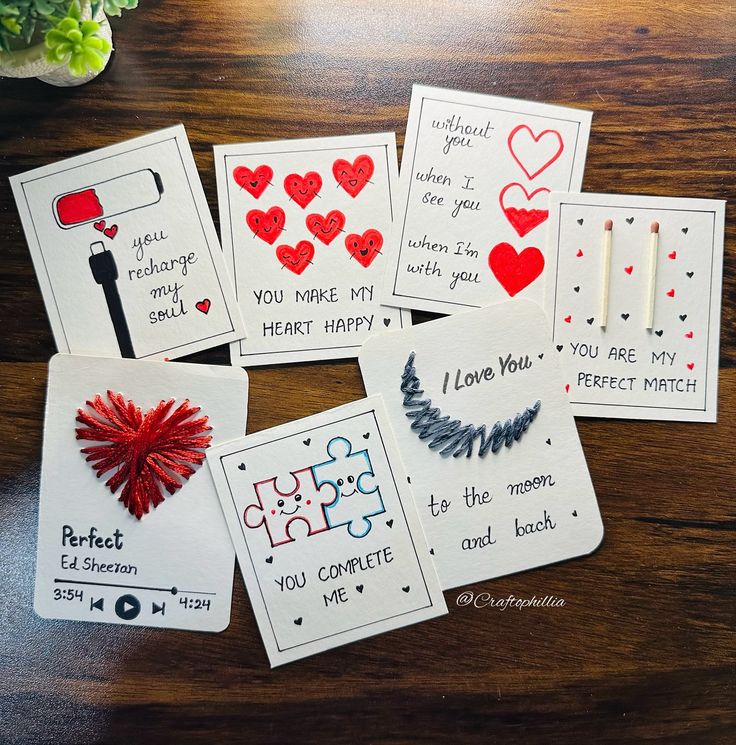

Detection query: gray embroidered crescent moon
xmin=400 ymin=352 xmax=541 ymax=458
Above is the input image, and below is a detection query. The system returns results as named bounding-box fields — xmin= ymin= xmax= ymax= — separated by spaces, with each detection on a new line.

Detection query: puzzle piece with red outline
xmin=245 ymin=467 xmax=336 ymax=547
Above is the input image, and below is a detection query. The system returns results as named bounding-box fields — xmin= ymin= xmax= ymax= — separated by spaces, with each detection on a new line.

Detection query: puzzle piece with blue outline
xmin=311 ymin=436 xmax=385 ymax=538
xmin=245 ymin=467 xmax=336 ymax=547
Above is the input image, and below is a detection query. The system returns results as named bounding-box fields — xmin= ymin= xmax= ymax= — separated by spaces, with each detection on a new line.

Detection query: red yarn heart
xmin=76 ymin=391 xmax=212 ymax=519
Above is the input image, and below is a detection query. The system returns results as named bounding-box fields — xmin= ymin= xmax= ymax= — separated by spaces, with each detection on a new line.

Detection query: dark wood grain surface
xmin=1 ymin=1 xmax=734 ymax=743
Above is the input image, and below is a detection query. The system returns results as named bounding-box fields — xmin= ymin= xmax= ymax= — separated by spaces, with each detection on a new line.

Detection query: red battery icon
xmin=53 ymin=169 xmax=164 ymax=228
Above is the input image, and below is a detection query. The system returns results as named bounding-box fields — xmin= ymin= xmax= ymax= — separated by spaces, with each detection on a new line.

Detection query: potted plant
xmin=0 ymin=0 xmax=137 ymax=86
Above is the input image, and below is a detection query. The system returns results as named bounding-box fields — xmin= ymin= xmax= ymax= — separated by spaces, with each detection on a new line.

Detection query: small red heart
xmin=195 ymin=298 xmax=211 ymax=314
xmin=488 ymin=242 xmax=545 ymax=297
xmin=498 ymin=182 xmax=550 ymax=238
xmin=666 ymin=288 xmax=675 ymax=297
xmin=576 ymin=249 xmax=584 ymax=257
xmin=94 ymin=220 xmax=106 ymax=232
xmin=104 ymin=225 xmax=118 ymax=239
xmin=624 ymin=265 xmax=633 ymax=275
xmin=345 ymin=229 xmax=383 ymax=268
xmin=564 ymin=315 xmax=572 ymax=323
xmin=687 ymin=362 xmax=694 ymax=370
xmin=685 ymin=331 xmax=694 ymax=338
xmin=668 ymin=251 xmax=677 ymax=260
xmin=565 ymin=384 xmax=570 ymax=393
xmin=333 ymin=155 xmax=374 ymax=198
xmin=306 ymin=209 xmax=346 ymax=245
xmin=233 ymin=164 xmax=273 ymax=199
xmin=276 ymin=241 xmax=315 ymax=274
xmin=246 ymin=206 xmax=285 ymax=245
xmin=284 ymin=171 xmax=322 ymax=208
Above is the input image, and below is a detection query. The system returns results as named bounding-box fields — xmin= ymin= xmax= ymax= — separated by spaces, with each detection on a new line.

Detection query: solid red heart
xmin=333 ymin=155 xmax=374 ymax=198
xmin=668 ymin=251 xmax=677 ymax=260
xmin=233 ymin=164 xmax=273 ymax=199
xmin=564 ymin=315 xmax=572 ymax=323
xmin=685 ymin=331 xmax=694 ymax=339
xmin=565 ymin=384 xmax=570 ymax=393
xmin=195 ymin=298 xmax=211 ymax=314
xmin=498 ymin=182 xmax=550 ymax=237
xmin=667 ymin=289 xmax=675 ymax=297
xmin=284 ymin=171 xmax=322 ymax=208
xmin=306 ymin=209 xmax=346 ymax=245
xmin=687 ymin=362 xmax=695 ymax=370
xmin=94 ymin=220 xmax=106 ymax=232
xmin=507 ymin=125 xmax=564 ymax=180
xmin=488 ymin=242 xmax=545 ymax=297
xmin=624 ymin=265 xmax=633 ymax=274
xmin=576 ymin=249 xmax=584 ymax=257
xmin=276 ymin=241 xmax=315 ymax=274
xmin=246 ymin=206 xmax=285 ymax=245
xmin=104 ymin=225 xmax=118 ymax=239
xmin=345 ymin=229 xmax=383 ymax=268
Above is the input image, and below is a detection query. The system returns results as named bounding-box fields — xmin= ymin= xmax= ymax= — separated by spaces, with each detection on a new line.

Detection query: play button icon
xmin=114 ymin=594 xmax=141 ymax=621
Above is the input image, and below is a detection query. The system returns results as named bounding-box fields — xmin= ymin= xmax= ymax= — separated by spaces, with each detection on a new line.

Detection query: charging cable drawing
xmin=89 ymin=241 xmax=135 ymax=358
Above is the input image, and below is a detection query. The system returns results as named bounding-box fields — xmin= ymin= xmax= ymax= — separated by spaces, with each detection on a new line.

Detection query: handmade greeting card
xmin=207 ymin=395 xmax=446 ymax=666
xmin=11 ymin=125 xmax=246 ymax=360
xmin=34 ymin=354 xmax=249 ymax=632
xmin=543 ymin=192 xmax=726 ymax=422
xmin=359 ymin=301 xmax=603 ymax=590
xmin=382 ymin=85 xmax=592 ymax=315
xmin=214 ymin=133 xmax=411 ymax=366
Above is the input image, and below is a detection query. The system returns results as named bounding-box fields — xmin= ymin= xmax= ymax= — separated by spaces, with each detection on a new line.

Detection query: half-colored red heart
xmin=233 ymin=164 xmax=273 ymax=199
xmin=104 ymin=224 xmax=118 ymax=239
xmin=345 ymin=229 xmax=383 ymax=268
xmin=246 ymin=206 xmax=285 ymax=245
xmin=195 ymin=298 xmax=211 ymax=314
xmin=284 ymin=171 xmax=322 ymax=208
xmin=498 ymin=182 xmax=550 ymax=237
xmin=488 ymin=242 xmax=545 ymax=297
xmin=76 ymin=391 xmax=212 ymax=519
xmin=94 ymin=220 xmax=106 ymax=232
xmin=333 ymin=155 xmax=374 ymax=198
xmin=507 ymin=125 xmax=564 ymax=180
xmin=276 ymin=241 xmax=315 ymax=274
xmin=306 ymin=209 xmax=346 ymax=245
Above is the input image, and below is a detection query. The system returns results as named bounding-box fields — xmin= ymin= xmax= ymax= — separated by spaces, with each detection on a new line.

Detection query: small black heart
xmin=626 ymin=217 xmax=634 ymax=224
xmin=686 ymin=271 xmax=694 ymax=278
xmin=546 ymin=438 xmax=551 ymax=445
xmin=573 ymin=285 xmax=580 ymax=293
xmin=356 ymin=584 xmax=364 ymax=593
xmin=265 ymin=556 xmax=273 ymax=564
xmin=303 ymin=438 xmax=311 ymax=446
xmin=577 ymin=218 xmax=584 ymax=225
xmin=572 ymin=510 xmax=578 ymax=517
xmin=294 ymin=617 xmax=303 ymax=625
xmin=362 ymin=432 xmax=370 ymax=439
xmin=383 ymin=318 xmax=391 ymax=327
xmin=538 ymin=353 xmax=544 ymax=359
xmin=238 ymin=463 xmax=246 ymax=471
xmin=621 ymin=313 xmax=630 ymax=321
xmin=407 ymin=476 xmax=411 ymax=484
xmin=556 ymin=345 xmax=564 ymax=352
xmin=679 ymin=314 xmax=687 ymax=322
xmin=402 ymin=586 xmax=410 ymax=593
xmin=655 ymin=329 xmax=664 ymax=337
xmin=682 ymin=227 xmax=689 ymax=234
xmin=429 ymin=548 xmax=435 ymax=555
xmin=386 ymin=519 xmax=394 ymax=528
xmin=586 ymin=317 xmax=594 ymax=325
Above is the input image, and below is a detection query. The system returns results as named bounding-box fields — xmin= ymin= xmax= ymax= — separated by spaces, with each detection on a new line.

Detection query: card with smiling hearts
xmin=10 ymin=125 xmax=246 ymax=360
xmin=543 ymin=192 xmax=726 ymax=421
xmin=359 ymin=300 xmax=603 ymax=590
xmin=214 ymin=133 xmax=411 ymax=366
xmin=381 ymin=85 xmax=592 ymax=315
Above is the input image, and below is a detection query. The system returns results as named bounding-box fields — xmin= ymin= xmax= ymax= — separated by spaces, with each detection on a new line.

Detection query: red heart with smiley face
xmin=276 ymin=241 xmax=315 ymax=274
xmin=233 ymin=164 xmax=273 ymax=198
xmin=345 ymin=229 xmax=383 ymax=268
xmin=306 ymin=209 xmax=346 ymax=245
xmin=283 ymin=171 xmax=322 ymax=208
xmin=332 ymin=155 xmax=374 ymax=198
xmin=246 ymin=206 xmax=285 ymax=245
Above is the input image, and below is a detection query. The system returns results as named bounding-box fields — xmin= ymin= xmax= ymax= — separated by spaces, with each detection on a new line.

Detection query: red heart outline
xmin=195 ymin=298 xmax=211 ymax=314
xmin=332 ymin=154 xmax=374 ymax=198
xmin=233 ymin=164 xmax=273 ymax=199
xmin=498 ymin=182 xmax=550 ymax=237
xmin=488 ymin=242 xmax=545 ymax=297
xmin=306 ymin=209 xmax=346 ymax=245
xmin=246 ymin=206 xmax=285 ymax=245
xmin=507 ymin=125 xmax=564 ymax=180
xmin=284 ymin=171 xmax=322 ymax=208
xmin=276 ymin=241 xmax=315 ymax=274
xmin=345 ymin=229 xmax=383 ymax=268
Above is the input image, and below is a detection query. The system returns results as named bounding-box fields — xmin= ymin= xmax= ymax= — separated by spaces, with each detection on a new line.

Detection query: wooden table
xmin=1 ymin=1 xmax=734 ymax=742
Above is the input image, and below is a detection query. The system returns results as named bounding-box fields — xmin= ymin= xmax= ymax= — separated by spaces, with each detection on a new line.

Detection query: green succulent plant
xmin=98 ymin=0 xmax=137 ymax=17
xmin=0 ymin=1 xmax=71 ymax=51
xmin=45 ymin=0 xmax=110 ymax=76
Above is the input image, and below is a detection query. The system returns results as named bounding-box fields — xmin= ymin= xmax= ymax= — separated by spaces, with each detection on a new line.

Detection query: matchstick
xmin=645 ymin=221 xmax=659 ymax=329
xmin=599 ymin=219 xmax=613 ymax=327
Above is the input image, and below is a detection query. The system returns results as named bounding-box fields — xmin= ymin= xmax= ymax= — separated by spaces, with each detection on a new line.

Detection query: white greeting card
xmin=543 ymin=192 xmax=726 ymax=422
xmin=207 ymin=395 xmax=446 ymax=666
xmin=11 ymin=125 xmax=246 ymax=361
xmin=382 ymin=85 xmax=592 ymax=314
xmin=359 ymin=301 xmax=603 ymax=590
xmin=214 ymin=133 xmax=411 ymax=366
xmin=34 ymin=354 xmax=249 ymax=632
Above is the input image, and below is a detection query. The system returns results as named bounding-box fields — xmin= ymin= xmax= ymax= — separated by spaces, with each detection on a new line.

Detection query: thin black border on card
xmin=18 ymin=134 xmax=236 ymax=357
xmin=222 ymin=141 xmax=407 ymax=360
xmin=552 ymin=202 xmax=717 ymax=412
xmin=391 ymin=94 xmax=586 ymax=305
xmin=219 ymin=409 xmax=436 ymax=653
